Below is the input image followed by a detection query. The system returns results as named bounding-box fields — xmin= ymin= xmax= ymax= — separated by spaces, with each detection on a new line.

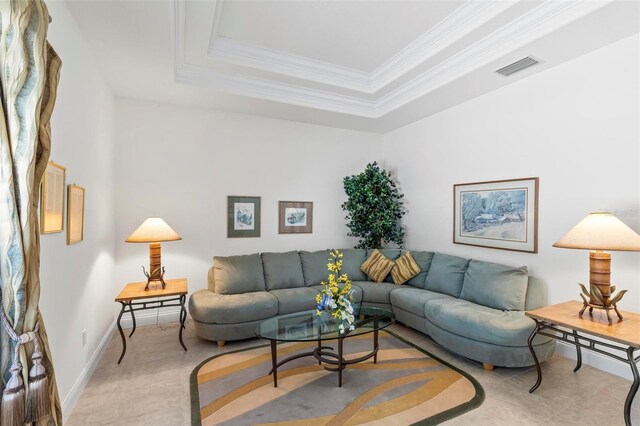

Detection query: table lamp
xmin=126 ymin=217 xmax=182 ymax=290
xmin=553 ymin=211 xmax=640 ymax=322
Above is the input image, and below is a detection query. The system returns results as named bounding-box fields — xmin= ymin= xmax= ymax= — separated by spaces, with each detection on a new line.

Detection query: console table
xmin=115 ymin=278 xmax=188 ymax=364
xmin=526 ymin=301 xmax=640 ymax=425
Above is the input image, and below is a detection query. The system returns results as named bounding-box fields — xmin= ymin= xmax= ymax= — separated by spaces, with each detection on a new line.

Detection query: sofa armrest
xmin=207 ymin=266 xmax=215 ymax=292
xmin=525 ymin=276 xmax=546 ymax=311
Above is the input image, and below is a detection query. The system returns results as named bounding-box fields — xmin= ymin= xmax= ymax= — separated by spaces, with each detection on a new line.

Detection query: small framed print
xmin=67 ymin=185 xmax=85 ymax=245
xmin=453 ymin=177 xmax=539 ymax=253
xmin=227 ymin=196 xmax=261 ymax=238
xmin=40 ymin=161 xmax=66 ymax=234
xmin=279 ymin=201 xmax=313 ymax=234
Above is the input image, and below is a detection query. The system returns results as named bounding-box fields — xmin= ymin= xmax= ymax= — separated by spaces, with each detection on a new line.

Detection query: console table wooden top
xmin=526 ymin=301 xmax=640 ymax=349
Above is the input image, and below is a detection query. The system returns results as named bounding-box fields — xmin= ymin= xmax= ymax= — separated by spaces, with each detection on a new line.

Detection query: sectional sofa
xmin=188 ymin=249 xmax=555 ymax=369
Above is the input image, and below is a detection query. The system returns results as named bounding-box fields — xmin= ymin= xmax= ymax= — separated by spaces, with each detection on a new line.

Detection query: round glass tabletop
xmin=255 ymin=305 xmax=395 ymax=342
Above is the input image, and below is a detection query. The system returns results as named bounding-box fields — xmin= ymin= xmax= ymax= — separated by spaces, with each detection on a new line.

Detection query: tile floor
xmin=67 ymin=321 xmax=639 ymax=425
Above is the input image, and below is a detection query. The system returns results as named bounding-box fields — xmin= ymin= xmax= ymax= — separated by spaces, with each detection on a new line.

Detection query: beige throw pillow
xmin=360 ymin=249 xmax=395 ymax=283
xmin=391 ymin=251 xmax=421 ymax=285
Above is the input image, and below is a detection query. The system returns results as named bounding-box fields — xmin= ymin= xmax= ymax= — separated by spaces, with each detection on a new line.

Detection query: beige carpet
xmin=191 ymin=330 xmax=483 ymax=425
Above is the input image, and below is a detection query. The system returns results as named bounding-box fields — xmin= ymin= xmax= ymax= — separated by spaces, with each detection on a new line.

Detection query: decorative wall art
xmin=228 ymin=196 xmax=261 ymax=238
xmin=279 ymin=201 xmax=313 ymax=234
xmin=67 ymin=185 xmax=85 ymax=245
xmin=40 ymin=161 xmax=66 ymax=234
xmin=453 ymin=177 xmax=539 ymax=253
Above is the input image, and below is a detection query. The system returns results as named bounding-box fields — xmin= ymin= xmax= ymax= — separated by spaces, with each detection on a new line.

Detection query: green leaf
xmin=610 ymin=285 xmax=616 ymax=294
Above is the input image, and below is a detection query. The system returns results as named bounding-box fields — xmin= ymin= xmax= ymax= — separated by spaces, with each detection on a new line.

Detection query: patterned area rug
xmin=191 ymin=331 xmax=484 ymax=425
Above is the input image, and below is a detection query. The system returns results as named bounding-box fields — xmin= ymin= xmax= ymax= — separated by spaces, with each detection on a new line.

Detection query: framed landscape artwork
xmin=279 ymin=201 xmax=313 ymax=234
xmin=40 ymin=161 xmax=66 ymax=234
xmin=453 ymin=177 xmax=539 ymax=253
xmin=227 ymin=196 xmax=261 ymax=238
xmin=67 ymin=185 xmax=85 ymax=245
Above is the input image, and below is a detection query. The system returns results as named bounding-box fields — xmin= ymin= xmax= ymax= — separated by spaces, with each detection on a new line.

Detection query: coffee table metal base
xmin=269 ymin=329 xmax=380 ymax=387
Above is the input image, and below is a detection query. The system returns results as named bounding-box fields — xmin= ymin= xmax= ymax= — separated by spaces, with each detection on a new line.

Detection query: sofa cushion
xmin=424 ymin=298 xmax=537 ymax=347
xmin=269 ymin=287 xmax=320 ymax=315
xmin=390 ymin=251 xmax=421 ymax=285
xmin=361 ymin=249 xmax=395 ymax=283
xmin=425 ymin=253 xmax=470 ymax=297
xmin=311 ymin=284 xmax=363 ymax=304
xmin=262 ymin=251 xmax=305 ymax=290
xmin=460 ymin=260 xmax=529 ymax=311
xmin=300 ymin=250 xmax=330 ymax=286
xmin=188 ymin=290 xmax=277 ymax=324
xmin=353 ymin=281 xmax=397 ymax=304
xmin=214 ymin=254 xmax=266 ymax=294
xmin=405 ymin=251 xmax=435 ymax=288
xmin=339 ymin=249 xmax=368 ymax=281
xmin=390 ymin=287 xmax=454 ymax=318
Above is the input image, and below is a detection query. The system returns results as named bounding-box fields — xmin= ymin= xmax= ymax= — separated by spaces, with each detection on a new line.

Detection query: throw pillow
xmin=390 ymin=251 xmax=421 ymax=285
xmin=360 ymin=249 xmax=395 ymax=283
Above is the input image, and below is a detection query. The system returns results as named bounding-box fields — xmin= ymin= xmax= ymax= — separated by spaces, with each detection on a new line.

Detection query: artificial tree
xmin=342 ymin=162 xmax=407 ymax=249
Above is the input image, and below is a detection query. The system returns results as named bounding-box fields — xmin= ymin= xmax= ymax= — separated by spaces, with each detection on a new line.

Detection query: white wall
xmin=381 ymin=35 xmax=640 ymax=376
xmin=41 ymin=1 xmax=117 ymax=419
xmin=115 ymin=99 xmax=380 ymax=298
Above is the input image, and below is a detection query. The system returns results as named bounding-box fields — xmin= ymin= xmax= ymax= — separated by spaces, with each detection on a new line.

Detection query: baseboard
xmin=118 ymin=307 xmax=183 ymax=329
xmin=556 ymin=340 xmax=633 ymax=381
xmin=61 ymin=321 xmax=115 ymax=422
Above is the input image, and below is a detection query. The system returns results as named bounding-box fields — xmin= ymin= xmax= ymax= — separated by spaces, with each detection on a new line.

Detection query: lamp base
xmin=579 ymin=300 xmax=623 ymax=324
xmin=142 ymin=265 xmax=166 ymax=291
xmin=577 ymin=283 xmax=628 ymax=324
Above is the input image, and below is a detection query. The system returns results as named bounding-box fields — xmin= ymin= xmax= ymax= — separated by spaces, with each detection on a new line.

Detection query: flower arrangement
xmin=316 ymin=249 xmax=356 ymax=333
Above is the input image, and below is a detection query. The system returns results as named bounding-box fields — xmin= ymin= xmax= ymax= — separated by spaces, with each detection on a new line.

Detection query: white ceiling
xmin=65 ymin=0 xmax=640 ymax=133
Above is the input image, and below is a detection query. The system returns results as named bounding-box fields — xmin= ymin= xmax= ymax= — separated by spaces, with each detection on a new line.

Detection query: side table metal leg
xmin=624 ymin=347 xmax=639 ymax=426
xmin=271 ymin=340 xmax=278 ymax=388
xmin=572 ymin=330 xmax=582 ymax=372
xmin=338 ymin=337 xmax=344 ymax=388
xmin=117 ymin=302 xmax=127 ymax=364
xmin=179 ymin=295 xmax=187 ymax=351
xmin=528 ymin=319 xmax=542 ymax=393
xmin=128 ymin=302 xmax=137 ymax=338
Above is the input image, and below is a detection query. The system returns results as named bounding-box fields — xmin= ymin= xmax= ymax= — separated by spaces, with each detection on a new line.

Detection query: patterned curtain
xmin=0 ymin=1 xmax=62 ymax=425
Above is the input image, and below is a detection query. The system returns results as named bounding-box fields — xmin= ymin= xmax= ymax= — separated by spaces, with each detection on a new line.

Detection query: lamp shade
xmin=553 ymin=212 xmax=640 ymax=251
xmin=125 ymin=217 xmax=182 ymax=243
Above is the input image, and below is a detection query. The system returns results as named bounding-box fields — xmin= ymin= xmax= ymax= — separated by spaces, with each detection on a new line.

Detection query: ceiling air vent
xmin=495 ymin=56 xmax=540 ymax=76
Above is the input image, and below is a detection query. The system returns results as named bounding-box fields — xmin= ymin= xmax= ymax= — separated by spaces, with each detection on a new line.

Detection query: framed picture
xmin=40 ymin=161 xmax=66 ymax=234
xmin=67 ymin=185 xmax=85 ymax=245
xmin=453 ymin=177 xmax=539 ymax=253
xmin=227 ymin=196 xmax=261 ymax=238
xmin=279 ymin=201 xmax=313 ymax=234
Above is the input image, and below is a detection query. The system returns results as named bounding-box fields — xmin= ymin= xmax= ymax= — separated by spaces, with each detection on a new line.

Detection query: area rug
xmin=191 ymin=330 xmax=484 ymax=425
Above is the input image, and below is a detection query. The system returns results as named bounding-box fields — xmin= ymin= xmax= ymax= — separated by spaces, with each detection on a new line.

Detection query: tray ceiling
xmin=67 ymin=0 xmax=640 ymax=132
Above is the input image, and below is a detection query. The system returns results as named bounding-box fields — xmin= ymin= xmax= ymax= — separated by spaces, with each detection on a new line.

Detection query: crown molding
xmin=172 ymin=0 xmax=612 ymax=119
xmin=206 ymin=0 xmax=517 ymax=94
xmin=375 ymin=0 xmax=610 ymax=115
xmin=211 ymin=36 xmax=373 ymax=93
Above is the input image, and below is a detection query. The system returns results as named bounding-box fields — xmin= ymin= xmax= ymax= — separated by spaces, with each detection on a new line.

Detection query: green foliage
xmin=341 ymin=162 xmax=407 ymax=249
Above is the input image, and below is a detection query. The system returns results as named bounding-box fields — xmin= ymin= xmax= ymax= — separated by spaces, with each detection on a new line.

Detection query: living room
xmin=0 ymin=0 xmax=638 ymax=425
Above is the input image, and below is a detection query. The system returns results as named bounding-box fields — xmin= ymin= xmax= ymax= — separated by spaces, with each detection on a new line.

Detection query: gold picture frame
xmin=40 ymin=161 xmax=66 ymax=234
xmin=67 ymin=185 xmax=85 ymax=245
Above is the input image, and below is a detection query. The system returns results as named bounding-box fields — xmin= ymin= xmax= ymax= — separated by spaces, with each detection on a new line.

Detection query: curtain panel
xmin=0 ymin=1 xmax=62 ymax=424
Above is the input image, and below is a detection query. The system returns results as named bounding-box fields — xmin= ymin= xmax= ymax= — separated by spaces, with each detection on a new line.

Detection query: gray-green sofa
xmin=188 ymin=249 xmax=555 ymax=369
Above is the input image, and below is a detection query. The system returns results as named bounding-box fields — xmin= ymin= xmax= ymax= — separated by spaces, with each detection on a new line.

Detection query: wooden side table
xmin=526 ymin=301 xmax=640 ymax=426
xmin=114 ymin=278 xmax=188 ymax=364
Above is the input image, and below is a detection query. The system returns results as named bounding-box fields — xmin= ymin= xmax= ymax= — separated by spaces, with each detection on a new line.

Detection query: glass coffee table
xmin=255 ymin=306 xmax=394 ymax=387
